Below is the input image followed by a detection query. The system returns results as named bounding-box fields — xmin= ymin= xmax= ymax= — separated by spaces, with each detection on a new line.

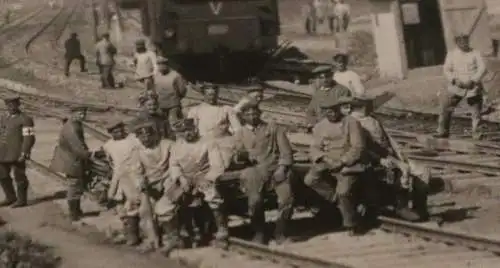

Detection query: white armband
xmin=22 ymin=127 xmax=35 ymax=136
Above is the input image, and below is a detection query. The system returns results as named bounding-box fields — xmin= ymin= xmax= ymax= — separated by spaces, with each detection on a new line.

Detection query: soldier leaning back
xmin=50 ymin=106 xmax=91 ymax=221
xmin=0 ymin=95 xmax=35 ymax=208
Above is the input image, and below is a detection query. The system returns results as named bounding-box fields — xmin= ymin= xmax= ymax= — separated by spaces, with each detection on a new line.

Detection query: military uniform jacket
xmin=0 ymin=112 xmax=35 ymax=162
xmin=50 ymin=121 xmax=89 ymax=177
xmin=64 ymin=38 xmax=81 ymax=58
xmin=155 ymin=71 xmax=188 ymax=110
xmin=306 ymin=83 xmax=351 ymax=126
xmin=310 ymin=116 xmax=366 ymax=171
xmin=95 ymin=39 xmax=117 ymax=66
xmin=234 ymin=121 xmax=293 ymax=171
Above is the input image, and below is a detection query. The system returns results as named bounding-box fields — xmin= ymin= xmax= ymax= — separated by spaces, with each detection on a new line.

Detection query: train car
xmin=117 ymin=0 xmax=280 ymax=83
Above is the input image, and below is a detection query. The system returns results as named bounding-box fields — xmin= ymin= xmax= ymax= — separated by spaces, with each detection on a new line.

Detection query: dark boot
xmin=250 ymin=210 xmax=266 ymax=244
xmin=212 ymin=206 xmax=229 ymax=248
xmin=395 ymin=189 xmax=421 ymax=222
xmin=274 ymin=205 xmax=293 ymax=245
xmin=160 ymin=219 xmax=181 ymax=257
xmin=124 ymin=216 xmax=141 ymax=246
xmin=411 ymin=186 xmax=430 ymax=221
xmin=11 ymin=181 xmax=29 ymax=208
xmin=0 ymin=179 xmax=16 ymax=207
xmin=67 ymin=200 xmax=81 ymax=221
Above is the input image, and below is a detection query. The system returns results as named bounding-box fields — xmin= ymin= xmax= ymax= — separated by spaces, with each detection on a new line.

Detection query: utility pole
xmin=91 ymin=0 xmax=99 ymax=42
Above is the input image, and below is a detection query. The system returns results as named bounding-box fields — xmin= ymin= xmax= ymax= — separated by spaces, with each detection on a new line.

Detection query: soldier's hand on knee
xmin=273 ymin=165 xmax=289 ymax=183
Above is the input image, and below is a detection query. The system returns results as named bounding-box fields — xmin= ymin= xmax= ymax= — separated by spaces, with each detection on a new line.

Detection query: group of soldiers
xmin=304 ymin=0 xmax=350 ymax=35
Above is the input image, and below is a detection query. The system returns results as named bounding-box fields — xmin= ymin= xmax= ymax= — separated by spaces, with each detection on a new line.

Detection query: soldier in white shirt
xmin=187 ymin=84 xmax=242 ymax=169
xmin=333 ymin=53 xmax=365 ymax=97
xmin=133 ymin=39 xmax=156 ymax=91
xmin=436 ymin=34 xmax=487 ymax=139
xmin=334 ymin=0 xmax=350 ymax=33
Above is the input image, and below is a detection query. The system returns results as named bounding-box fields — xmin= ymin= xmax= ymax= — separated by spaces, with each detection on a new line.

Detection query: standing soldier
xmin=233 ymin=101 xmax=294 ymax=245
xmin=131 ymin=93 xmax=169 ymax=139
xmin=154 ymin=57 xmax=188 ymax=122
xmin=333 ymin=53 xmax=365 ymax=97
xmin=133 ymin=39 xmax=156 ymax=91
xmin=304 ymin=95 xmax=367 ymax=236
xmin=304 ymin=0 xmax=317 ymax=35
xmin=50 ymin=106 xmax=91 ymax=221
xmin=64 ymin=33 xmax=87 ymax=77
xmin=95 ymin=33 xmax=117 ymax=89
xmin=0 ymin=96 xmax=35 ymax=208
xmin=333 ymin=0 xmax=350 ymax=33
xmin=306 ymin=66 xmax=351 ymax=130
xmin=187 ymin=84 xmax=242 ymax=169
xmin=435 ymin=34 xmax=487 ymax=140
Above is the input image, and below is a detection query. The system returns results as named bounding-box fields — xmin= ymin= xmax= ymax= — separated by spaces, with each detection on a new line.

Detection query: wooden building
xmin=370 ymin=0 xmax=493 ymax=79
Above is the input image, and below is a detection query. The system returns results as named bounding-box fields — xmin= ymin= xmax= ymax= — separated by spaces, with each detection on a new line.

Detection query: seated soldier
xmin=350 ymin=96 xmax=429 ymax=221
xmin=304 ymin=95 xmax=368 ymax=236
xmin=233 ymin=101 xmax=294 ymax=245
xmin=99 ymin=120 xmax=143 ymax=246
xmin=134 ymin=120 xmax=175 ymax=252
xmin=187 ymin=83 xmax=241 ymax=169
xmin=155 ymin=118 xmax=227 ymax=251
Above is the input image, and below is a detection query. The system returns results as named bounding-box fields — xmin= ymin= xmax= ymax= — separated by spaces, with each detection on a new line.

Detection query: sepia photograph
xmin=0 ymin=0 xmax=499 ymax=267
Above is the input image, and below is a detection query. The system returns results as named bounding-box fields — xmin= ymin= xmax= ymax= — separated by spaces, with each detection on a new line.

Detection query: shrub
xmin=0 ymin=231 xmax=61 ymax=268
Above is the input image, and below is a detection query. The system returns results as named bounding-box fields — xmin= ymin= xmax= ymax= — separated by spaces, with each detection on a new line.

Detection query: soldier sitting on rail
xmin=133 ymin=39 xmax=156 ymax=91
xmin=154 ymin=57 xmax=188 ymax=123
xmin=350 ymin=97 xmax=429 ymax=222
xmin=130 ymin=92 xmax=170 ymax=139
xmin=304 ymin=95 xmax=368 ymax=236
xmin=187 ymin=83 xmax=242 ymax=169
xmin=50 ymin=106 xmax=90 ymax=221
xmin=0 ymin=95 xmax=35 ymax=208
xmin=232 ymin=101 xmax=295 ymax=245
xmin=156 ymin=118 xmax=227 ymax=252
xmin=99 ymin=120 xmax=144 ymax=246
xmin=133 ymin=120 xmax=175 ymax=252
xmin=306 ymin=66 xmax=351 ymax=131
xmin=64 ymin=32 xmax=87 ymax=77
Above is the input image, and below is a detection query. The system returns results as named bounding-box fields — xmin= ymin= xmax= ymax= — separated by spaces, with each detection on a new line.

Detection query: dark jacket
xmin=0 ymin=112 xmax=35 ymax=162
xmin=64 ymin=38 xmax=82 ymax=58
xmin=50 ymin=120 xmax=90 ymax=177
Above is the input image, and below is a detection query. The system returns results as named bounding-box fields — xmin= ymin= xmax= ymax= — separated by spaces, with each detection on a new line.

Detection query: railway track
xmin=5 ymin=88 xmax=500 ymax=268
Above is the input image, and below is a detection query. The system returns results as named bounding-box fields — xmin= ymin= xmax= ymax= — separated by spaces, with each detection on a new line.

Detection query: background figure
xmin=334 ymin=0 xmax=350 ymax=33
xmin=133 ymin=39 xmax=156 ymax=91
xmin=95 ymin=33 xmax=117 ymax=89
xmin=64 ymin=33 xmax=87 ymax=77
xmin=304 ymin=1 xmax=317 ymax=35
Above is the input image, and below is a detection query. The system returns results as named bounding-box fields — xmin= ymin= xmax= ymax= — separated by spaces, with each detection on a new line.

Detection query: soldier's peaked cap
xmin=135 ymin=39 xmax=146 ymax=46
xmin=156 ymin=56 xmax=168 ymax=64
xmin=319 ymin=95 xmax=353 ymax=108
xmin=3 ymin=95 xmax=21 ymax=103
xmin=351 ymin=95 xmax=373 ymax=107
xmin=132 ymin=120 xmax=156 ymax=132
xmin=171 ymin=118 xmax=195 ymax=132
xmin=312 ymin=65 xmax=333 ymax=74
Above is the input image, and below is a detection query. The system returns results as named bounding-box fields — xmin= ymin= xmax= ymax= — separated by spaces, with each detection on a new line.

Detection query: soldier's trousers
xmin=305 ymin=16 xmax=317 ymax=34
xmin=437 ymin=91 xmax=483 ymax=136
xmin=64 ymin=55 xmax=86 ymax=75
xmin=0 ymin=162 xmax=29 ymax=200
xmin=138 ymin=76 xmax=154 ymax=91
xmin=304 ymin=163 xmax=358 ymax=228
xmin=99 ymin=64 xmax=116 ymax=88
xmin=66 ymin=175 xmax=84 ymax=201
xmin=241 ymin=165 xmax=294 ymax=239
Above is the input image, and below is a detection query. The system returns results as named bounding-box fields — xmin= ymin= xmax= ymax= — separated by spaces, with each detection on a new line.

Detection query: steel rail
xmin=378 ymin=216 xmax=500 ymax=254
xmin=24 ymin=4 xmax=68 ymax=53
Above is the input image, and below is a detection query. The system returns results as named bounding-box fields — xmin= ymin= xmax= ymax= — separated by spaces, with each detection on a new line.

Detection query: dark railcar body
xmin=118 ymin=0 xmax=280 ymax=83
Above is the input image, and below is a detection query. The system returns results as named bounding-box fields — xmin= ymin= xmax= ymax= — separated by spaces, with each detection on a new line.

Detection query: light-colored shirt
xmin=334 ymin=2 xmax=350 ymax=18
xmin=188 ymin=103 xmax=242 ymax=138
xmin=138 ymin=139 xmax=174 ymax=189
xmin=443 ymin=48 xmax=487 ymax=97
xmin=95 ymin=39 xmax=116 ymax=65
xmin=103 ymin=135 xmax=142 ymax=200
xmin=134 ymin=51 xmax=156 ymax=79
xmin=169 ymin=139 xmax=225 ymax=184
xmin=334 ymin=70 xmax=365 ymax=97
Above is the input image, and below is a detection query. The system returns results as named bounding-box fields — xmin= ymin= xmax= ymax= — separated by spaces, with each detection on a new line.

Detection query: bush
xmin=0 ymin=231 xmax=61 ymax=268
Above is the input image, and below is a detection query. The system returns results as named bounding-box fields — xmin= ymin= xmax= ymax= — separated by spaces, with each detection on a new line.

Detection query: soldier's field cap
xmin=133 ymin=120 xmax=156 ymax=133
xmin=239 ymin=99 xmax=260 ymax=112
xmin=351 ymin=95 xmax=373 ymax=107
xmin=3 ymin=95 xmax=21 ymax=103
xmin=135 ymin=39 xmax=146 ymax=46
xmin=106 ymin=119 xmax=125 ymax=132
xmin=156 ymin=56 xmax=168 ymax=64
xmin=319 ymin=95 xmax=353 ymax=108
xmin=70 ymin=105 xmax=88 ymax=112
xmin=171 ymin=118 xmax=195 ymax=132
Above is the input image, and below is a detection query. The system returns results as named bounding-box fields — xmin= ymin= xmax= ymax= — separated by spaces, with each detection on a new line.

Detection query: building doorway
xmin=400 ymin=0 xmax=447 ymax=69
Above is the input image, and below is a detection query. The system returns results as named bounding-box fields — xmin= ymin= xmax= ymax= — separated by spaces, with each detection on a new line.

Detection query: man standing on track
xmin=435 ymin=34 xmax=487 ymax=140
xmin=306 ymin=66 xmax=352 ymax=130
xmin=187 ymin=83 xmax=241 ymax=169
xmin=133 ymin=39 xmax=156 ymax=91
xmin=233 ymin=101 xmax=295 ymax=245
xmin=50 ymin=106 xmax=91 ymax=221
xmin=0 ymin=96 xmax=35 ymax=208
xmin=95 ymin=33 xmax=117 ymax=89
xmin=64 ymin=32 xmax=87 ymax=77
xmin=154 ymin=57 xmax=188 ymax=123
xmin=304 ymin=95 xmax=367 ymax=236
